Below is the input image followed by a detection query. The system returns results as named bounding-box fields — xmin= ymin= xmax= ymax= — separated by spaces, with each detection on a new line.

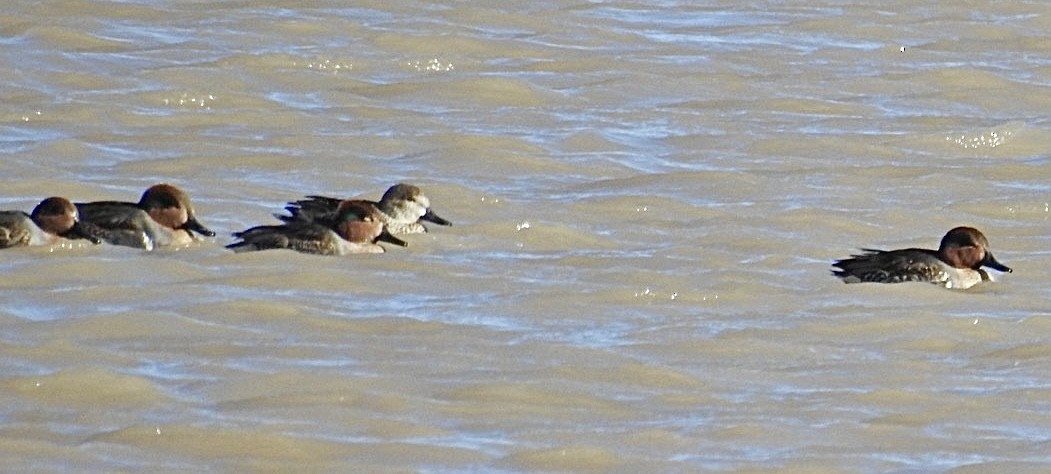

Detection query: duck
xmin=0 ymin=197 xmax=102 ymax=248
xmin=227 ymin=200 xmax=407 ymax=255
xmin=75 ymin=183 xmax=215 ymax=250
xmin=832 ymin=226 xmax=1012 ymax=289
xmin=281 ymin=183 xmax=451 ymax=235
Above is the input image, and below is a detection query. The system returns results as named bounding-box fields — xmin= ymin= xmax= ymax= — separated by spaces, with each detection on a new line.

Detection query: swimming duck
xmin=76 ymin=183 xmax=215 ymax=250
xmin=281 ymin=183 xmax=451 ymax=235
xmin=832 ymin=226 xmax=1012 ymax=289
xmin=227 ymin=201 xmax=407 ymax=255
xmin=0 ymin=197 xmax=102 ymax=248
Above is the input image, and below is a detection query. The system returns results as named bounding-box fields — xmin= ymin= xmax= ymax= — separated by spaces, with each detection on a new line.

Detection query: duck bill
xmin=65 ymin=221 xmax=102 ymax=245
xmin=983 ymin=251 xmax=1012 ymax=273
xmin=421 ymin=209 xmax=452 ymax=226
xmin=183 ymin=216 xmax=216 ymax=237
xmin=377 ymin=229 xmax=409 ymax=247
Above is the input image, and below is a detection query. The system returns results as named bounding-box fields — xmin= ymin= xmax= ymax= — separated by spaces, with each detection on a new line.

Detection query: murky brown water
xmin=2 ymin=1 xmax=1050 ymax=471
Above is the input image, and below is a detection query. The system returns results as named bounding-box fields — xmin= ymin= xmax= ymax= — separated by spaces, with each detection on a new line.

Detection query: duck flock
xmin=0 ymin=183 xmax=450 ymax=256
xmin=2 ymin=183 xmax=1011 ymax=290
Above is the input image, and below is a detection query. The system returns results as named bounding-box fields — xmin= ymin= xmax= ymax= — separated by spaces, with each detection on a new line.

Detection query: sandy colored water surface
xmin=2 ymin=0 xmax=1050 ymax=471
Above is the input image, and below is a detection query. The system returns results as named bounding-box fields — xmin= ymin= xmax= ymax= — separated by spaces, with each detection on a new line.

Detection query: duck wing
xmin=832 ymin=248 xmax=943 ymax=283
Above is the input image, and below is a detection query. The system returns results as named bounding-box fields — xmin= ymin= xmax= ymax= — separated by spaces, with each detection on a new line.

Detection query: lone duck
xmin=832 ymin=226 xmax=1012 ymax=289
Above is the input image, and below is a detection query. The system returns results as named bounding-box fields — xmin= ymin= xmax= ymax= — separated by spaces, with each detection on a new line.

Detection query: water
xmin=2 ymin=1 xmax=1050 ymax=471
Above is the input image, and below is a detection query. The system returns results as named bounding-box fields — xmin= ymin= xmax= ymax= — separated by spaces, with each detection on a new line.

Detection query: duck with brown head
xmin=76 ymin=183 xmax=214 ymax=250
xmin=0 ymin=197 xmax=102 ymax=248
xmin=228 ymin=201 xmax=406 ymax=256
xmin=832 ymin=226 xmax=1012 ymax=289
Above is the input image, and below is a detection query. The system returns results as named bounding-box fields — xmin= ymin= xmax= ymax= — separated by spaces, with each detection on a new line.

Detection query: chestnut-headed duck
xmin=76 ymin=184 xmax=214 ymax=250
xmin=832 ymin=226 xmax=1012 ymax=289
xmin=227 ymin=201 xmax=407 ymax=255
xmin=0 ymin=197 xmax=101 ymax=248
